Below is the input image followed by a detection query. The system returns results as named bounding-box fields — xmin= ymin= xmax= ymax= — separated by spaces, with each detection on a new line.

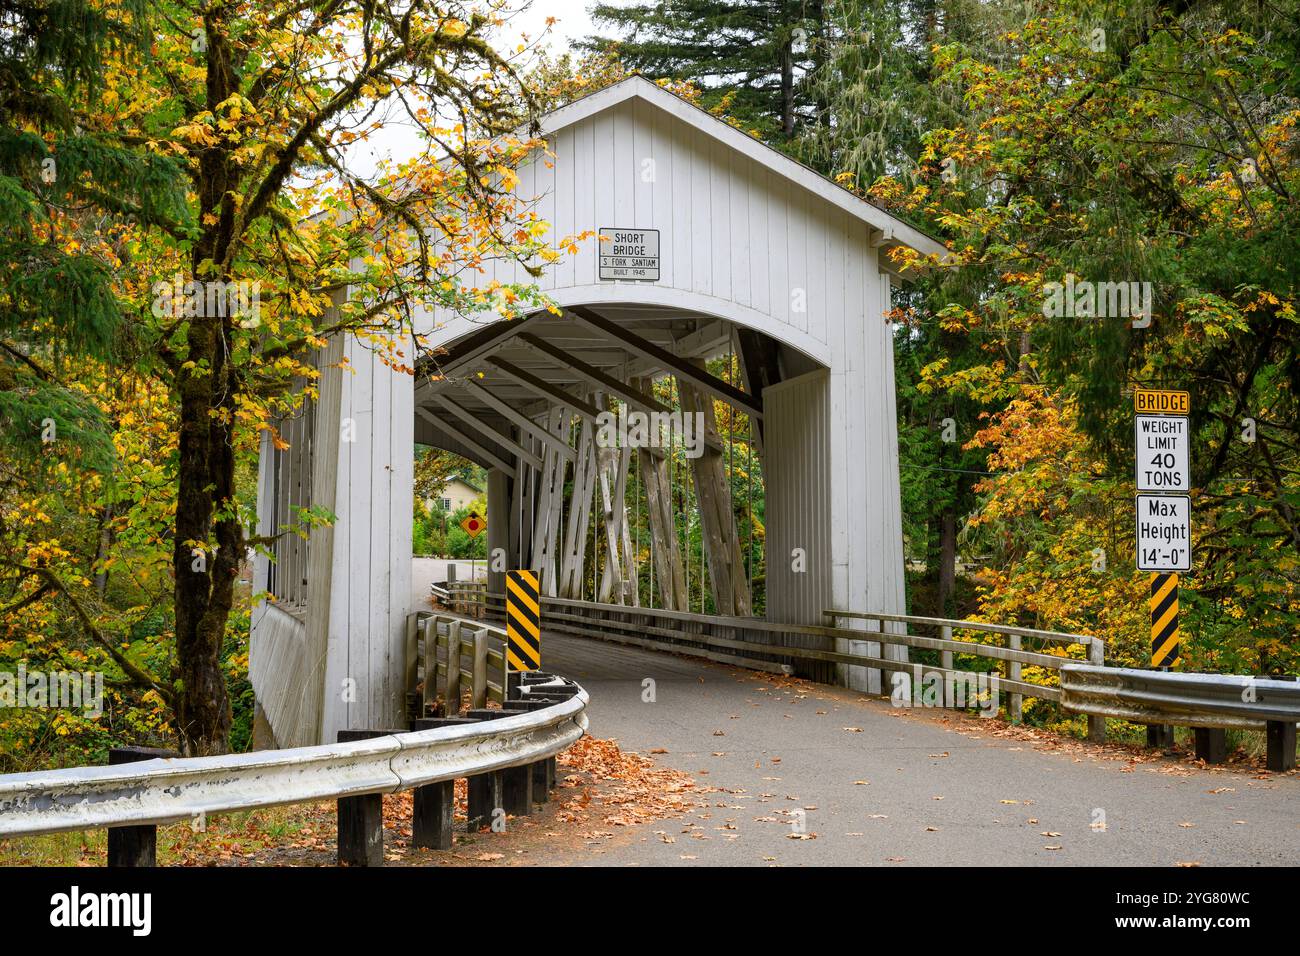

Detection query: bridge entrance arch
xmin=250 ymin=77 xmax=947 ymax=746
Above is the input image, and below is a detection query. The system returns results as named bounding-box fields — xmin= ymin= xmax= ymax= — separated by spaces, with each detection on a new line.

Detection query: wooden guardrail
xmin=483 ymin=593 xmax=1104 ymax=738
xmin=433 ymin=580 xmax=487 ymax=619
xmin=404 ymin=611 xmax=507 ymax=719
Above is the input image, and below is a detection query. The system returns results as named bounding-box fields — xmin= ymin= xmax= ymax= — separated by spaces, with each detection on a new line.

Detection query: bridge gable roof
xmin=537 ymin=76 xmax=948 ymax=260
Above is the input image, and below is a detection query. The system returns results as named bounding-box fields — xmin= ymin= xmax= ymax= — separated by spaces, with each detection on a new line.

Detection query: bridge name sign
xmin=599 ymin=228 xmax=660 ymax=281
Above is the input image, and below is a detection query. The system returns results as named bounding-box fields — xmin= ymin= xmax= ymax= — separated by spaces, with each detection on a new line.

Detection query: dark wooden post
xmin=1193 ymin=727 xmax=1228 ymax=764
xmin=464 ymin=709 xmax=509 ymax=830
xmin=501 ymin=698 xmax=559 ymax=811
xmin=336 ymin=730 xmax=398 ymax=867
xmin=1266 ymin=720 xmax=1296 ymax=772
xmin=519 ymin=685 xmax=572 ymax=793
xmin=1145 ymin=723 xmax=1176 ymax=749
xmin=107 ymin=746 xmax=177 ymax=867
xmin=409 ymin=716 xmax=479 ymax=850
xmin=1145 ymin=665 xmax=1174 ymax=749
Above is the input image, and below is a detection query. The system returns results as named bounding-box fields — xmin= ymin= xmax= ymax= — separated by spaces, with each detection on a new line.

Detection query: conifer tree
xmin=582 ymin=0 xmax=827 ymax=139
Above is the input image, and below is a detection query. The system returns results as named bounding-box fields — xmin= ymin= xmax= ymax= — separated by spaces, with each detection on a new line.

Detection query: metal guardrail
xmin=1060 ymin=664 xmax=1298 ymax=770
xmin=0 ymin=694 xmax=587 ymax=839
xmin=0 ymin=684 xmax=588 ymax=851
xmin=1060 ymin=664 xmax=1300 ymax=728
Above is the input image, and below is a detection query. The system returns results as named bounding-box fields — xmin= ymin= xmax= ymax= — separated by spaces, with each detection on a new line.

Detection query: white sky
xmin=344 ymin=0 xmax=608 ymax=179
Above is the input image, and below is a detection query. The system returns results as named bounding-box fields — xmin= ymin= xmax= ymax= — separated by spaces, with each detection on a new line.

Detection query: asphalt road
xmin=541 ymin=633 xmax=1299 ymax=867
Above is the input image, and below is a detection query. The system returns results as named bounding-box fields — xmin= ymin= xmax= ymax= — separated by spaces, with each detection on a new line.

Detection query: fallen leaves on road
xmin=554 ymin=736 xmax=703 ymax=832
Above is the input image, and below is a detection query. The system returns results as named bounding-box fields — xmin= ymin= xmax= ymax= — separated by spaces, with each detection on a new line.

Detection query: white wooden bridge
xmin=249 ymin=75 xmax=951 ymax=747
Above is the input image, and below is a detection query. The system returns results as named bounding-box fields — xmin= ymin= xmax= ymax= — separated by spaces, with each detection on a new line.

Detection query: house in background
xmin=424 ymin=474 xmax=483 ymax=514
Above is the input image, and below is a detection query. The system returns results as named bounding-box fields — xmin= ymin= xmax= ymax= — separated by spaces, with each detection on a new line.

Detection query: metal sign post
xmin=1133 ymin=389 xmax=1191 ymax=749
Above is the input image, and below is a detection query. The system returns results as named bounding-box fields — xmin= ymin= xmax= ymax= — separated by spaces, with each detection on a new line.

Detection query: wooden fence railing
xmin=484 ymin=593 xmax=1105 ymax=739
xmin=434 ymin=580 xmax=487 ymax=619
xmin=404 ymin=612 xmax=507 ymax=719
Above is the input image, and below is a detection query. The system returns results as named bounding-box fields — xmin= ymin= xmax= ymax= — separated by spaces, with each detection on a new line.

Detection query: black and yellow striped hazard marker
xmin=1149 ymin=572 xmax=1180 ymax=668
xmin=506 ymin=569 xmax=542 ymax=671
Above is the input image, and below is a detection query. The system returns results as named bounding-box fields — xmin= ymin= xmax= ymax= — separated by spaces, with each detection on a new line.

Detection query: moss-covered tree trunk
xmin=171 ymin=20 xmax=239 ymax=756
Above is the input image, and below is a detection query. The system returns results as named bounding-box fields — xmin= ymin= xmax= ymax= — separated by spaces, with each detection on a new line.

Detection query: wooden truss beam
xmin=678 ymin=366 xmax=752 ymax=616
xmin=416 ymin=311 xmax=543 ymax=378
xmin=558 ymin=411 xmax=598 ymax=598
xmin=452 ymin=377 xmax=577 ymax=463
xmin=517 ymin=332 xmax=671 ymax=416
xmin=482 ymin=356 xmax=603 ymax=423
xmin=625 ymin=319 xmax=732 ymax=378
xmin=529 ymin=405 xmax=571 ymax=595
xmin=567 ymin=306 xmax=763 ymax=420
xmin=428 ymin=394 xmax=544 ymax=471
xmin=733 ymin=327 xmax=783 ymax=457
xmin=414 ymin=406 xmax=516 ymax=478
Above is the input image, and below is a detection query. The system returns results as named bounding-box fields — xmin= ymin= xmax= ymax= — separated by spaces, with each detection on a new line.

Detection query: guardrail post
xmin=940 ymin=625 xmax=954 ymax=708
xmin=502 ymin=698 xmax=556 ymax=806
xmin=404 ymin=613 xmax=420 ymax=712
xmin=471 ymin=628 xmax=489 ymax=709
xmin=410 ymin=716 xmax=479 ymax=849
xmin=106 ymin=746 xmax=177 ymax=867
xmin=517 ymin=677 xmax=560 ymax=794
xmin=1193 ymin=727 xmax=1228 ymax=764
xmin=419 ymin=617 xmax=436 ymax=719
xmin=445 ymin=620 xmax=463 ymax=714
xmin=1145 ymin=723 xmax=1175 ymax=749
xmin=1266 ymin=720 xmax=1296 ymax=772
xmin=464 ymin=709 xmax=509 ymax=830
xmin=336 ymin=730 xmax=393 ymax=866
xmin=1087 ymin=640 xmax=1106 ymax=743
xmin=1143 ymin=665 xmax=1174 ymax=749
xmin=1007 ymin=634 xmax=1023 ymax=723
